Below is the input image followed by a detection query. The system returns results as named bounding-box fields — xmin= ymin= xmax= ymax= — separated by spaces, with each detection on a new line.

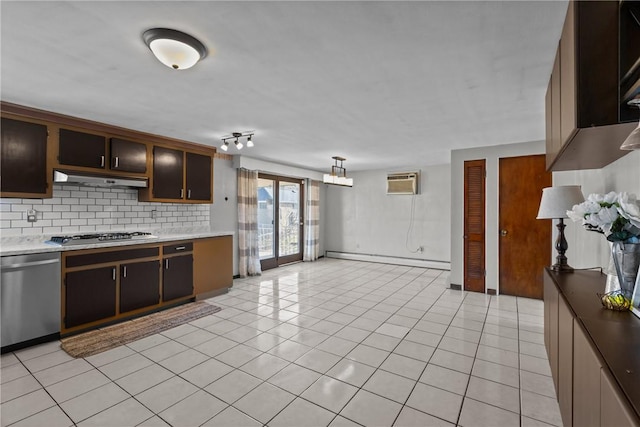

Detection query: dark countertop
xmin=547 ymin=269 xmax=640 ymax=418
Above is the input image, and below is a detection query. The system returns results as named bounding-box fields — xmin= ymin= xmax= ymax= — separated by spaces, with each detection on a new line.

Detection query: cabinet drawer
xmin=65 ymin=247 xmax=159 ymax=268
xmin=163 ymin=242 xmax=193 ymax=255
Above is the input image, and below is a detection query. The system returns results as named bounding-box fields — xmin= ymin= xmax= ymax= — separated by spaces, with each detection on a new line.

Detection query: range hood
xmin=53 ymin=170 xmax=147 ymax=188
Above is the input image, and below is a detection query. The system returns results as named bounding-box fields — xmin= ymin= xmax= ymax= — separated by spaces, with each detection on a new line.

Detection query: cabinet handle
xmin=175 ymin=246 xmax=186 ymax=251
xmin=101 ymin=156 xmax=105 ymax=168
xmin=123 ymin=266 xmax=127 ymax=278
xmin=165 ymin=259 xmax=169 ymax=269
xmin=114 ymin=157 xmax=119 ymax=168
xmin=180 ymin=189 xmax=184 ymax=198
xmin=187 ymin=189 xmax=191 ymax=199
xmin=112 ymin=267 xmax=116 ymax=281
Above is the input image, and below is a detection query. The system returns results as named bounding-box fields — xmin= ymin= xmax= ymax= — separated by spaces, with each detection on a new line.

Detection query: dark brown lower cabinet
xmin=120 ymin=260 xmax=160 ymax=313
xmin=65 ymin=266 xmax=116 ymax=328
xmin=558 ymin=296 xmax=574 ymax=427
xmin=601 ymin=369 xmax=639 ymax=427
xmin=544 ymin=275 xmax=559 ymax=394
xmin=163 ymin=254 xmax=193 ymax=302
xmin=573 ymin=319 xmax=602 ymax=427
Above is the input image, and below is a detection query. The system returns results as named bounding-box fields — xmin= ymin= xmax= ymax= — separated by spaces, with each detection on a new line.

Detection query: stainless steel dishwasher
xmin=1 ymin=252 xmax=61 ymax=349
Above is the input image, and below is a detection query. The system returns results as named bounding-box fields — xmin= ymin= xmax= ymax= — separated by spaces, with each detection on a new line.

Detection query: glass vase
xmin=610 ymin=242 xmax=640 ymax=299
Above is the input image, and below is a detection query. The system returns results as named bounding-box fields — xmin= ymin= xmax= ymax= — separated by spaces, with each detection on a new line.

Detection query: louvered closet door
xmin=464 ymin=159 xmax=486 ymax=293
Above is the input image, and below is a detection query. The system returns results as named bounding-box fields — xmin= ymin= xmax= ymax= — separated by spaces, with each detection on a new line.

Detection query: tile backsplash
xmin=0 ymin=184 xmax=210 ymax=237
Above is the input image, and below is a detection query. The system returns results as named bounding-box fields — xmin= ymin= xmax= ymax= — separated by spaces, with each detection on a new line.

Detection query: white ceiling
xmin=0 ymin=1 xmax=568 ymax=172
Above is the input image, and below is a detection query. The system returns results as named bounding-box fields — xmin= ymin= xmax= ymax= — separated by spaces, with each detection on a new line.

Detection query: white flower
xmin=593 ymin=206 xmax=619 ymax=235
xmin=618 ymin=192 xmax=640 ymax=229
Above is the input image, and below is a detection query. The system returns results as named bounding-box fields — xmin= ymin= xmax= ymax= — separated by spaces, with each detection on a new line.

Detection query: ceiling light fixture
xmin=620 ymin=96 xmax=640 ymax=150
xmin=143 ymin=28 xmax=207 ymax=70
xmin=221 ymin=132 xmax=254 ymax=151
xmin=323 ymin=156 xmax=353 ymax=187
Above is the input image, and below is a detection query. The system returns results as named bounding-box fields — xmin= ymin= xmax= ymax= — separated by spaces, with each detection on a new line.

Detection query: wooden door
xmin=1 ymin=117 xmax=48 ymax=196
xmin=499 ymin=154 xmax=551 ymax=299
xmin=153 ymin=146 xmax=184 ymax=200
xmin=186 ymin=152 xmax=212 ymax=201
xmin=162 ymin=254 xmax=193 ymax=301
xmin=464 ymin=160 xmax=486 ymax=293
xmin=110 ymin=138 xmax=147 ymax=173
xmin=58 ymin=128 xmax=106 ymax=169
xmin=65 ymin=266 xmax=116 ymax=328
xmin=120 ymin=260 xmax=160 ymax=313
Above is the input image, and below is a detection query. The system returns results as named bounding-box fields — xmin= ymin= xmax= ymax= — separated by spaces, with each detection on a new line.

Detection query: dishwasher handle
xmin=1 ymin=259 xmax=60 ymax=270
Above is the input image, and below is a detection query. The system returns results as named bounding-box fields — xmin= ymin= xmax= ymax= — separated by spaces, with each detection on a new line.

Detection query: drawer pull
xmin=180 ymin=189 xmax=184 ymax=198
xmin=123 ymin=266 xmax=127 ymax=278
xmin=112 ymin=267 xmax=116 ymax=281
xmin=100 ymin=155 xmax=105 ymax=168
xmin=187 ymin=189 xmax=191 ymax=199
xmin=165 ymin=259 xmax=169 ymax=269
xmin=175 ymin=246 xmax=186 ymax=251
xmin=114 ymin=156 xmax=119 ymax=168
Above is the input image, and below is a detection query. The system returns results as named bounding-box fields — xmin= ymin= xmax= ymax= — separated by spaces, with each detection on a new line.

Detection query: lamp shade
xmin=537 ymin=186 xmax=584 ymax=219
xmin=620 ymin=120 xmax=640 ymax=150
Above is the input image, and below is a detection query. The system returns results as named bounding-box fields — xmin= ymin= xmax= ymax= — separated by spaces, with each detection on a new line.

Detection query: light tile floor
xmin=0 ymin=259 xmax=562 ymax=427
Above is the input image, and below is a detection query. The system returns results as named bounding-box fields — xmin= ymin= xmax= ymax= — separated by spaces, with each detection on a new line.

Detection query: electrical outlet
xmin=27 ymin=209 xmax=37 ymax=223
xmin=151 ymin=210 xmax=157 ymax=219
xmin=418 ymin=246 xmax=424 ymax=253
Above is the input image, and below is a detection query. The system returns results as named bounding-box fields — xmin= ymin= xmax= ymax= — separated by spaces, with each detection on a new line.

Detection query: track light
xmin=323 ymin=156 xmax=353 ymax=187
xmin=220 ymin=131 xmax=255 ymax=151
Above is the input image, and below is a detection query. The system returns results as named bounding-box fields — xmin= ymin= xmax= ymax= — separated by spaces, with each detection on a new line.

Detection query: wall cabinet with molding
xmin=0 ymin=102 xmax=215 ymax=203
xmin=545 ymin=0 xmax=637 ymax=171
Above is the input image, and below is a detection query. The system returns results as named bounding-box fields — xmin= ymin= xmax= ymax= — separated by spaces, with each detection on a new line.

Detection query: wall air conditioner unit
xmin=386 ymin=172 xmax=419 ymax=195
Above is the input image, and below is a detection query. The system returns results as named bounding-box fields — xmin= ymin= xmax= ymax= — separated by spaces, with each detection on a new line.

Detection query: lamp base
xmin=551 ymin=263 xmax=574 ymax=273
xmin=551 ymin=219 xmax=574 ymax=273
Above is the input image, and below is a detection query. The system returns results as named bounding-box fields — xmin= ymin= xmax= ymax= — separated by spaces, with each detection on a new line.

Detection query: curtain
xmin=237 ymin=168 xmax=262 ymax=277
xmin=304 ymin=179 xmax=320 ymax=261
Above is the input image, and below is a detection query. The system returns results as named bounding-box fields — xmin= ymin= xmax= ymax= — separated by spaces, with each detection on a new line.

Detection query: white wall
xmin=324 ymin=165 xmax=451 ymax=263
xmin=450 ymin=140 xmax=546 ymax=292
xmin=553 ymin=150 xmax=640 ymax=271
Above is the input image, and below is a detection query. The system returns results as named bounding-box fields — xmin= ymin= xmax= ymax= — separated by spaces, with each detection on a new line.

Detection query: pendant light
xmin=143 ymin=28 xmax=207 ymax=70
xmin=323 ymin=156 xmax=353 ymax=187
xmin=220 ymin=132 xmax=255 ymax=151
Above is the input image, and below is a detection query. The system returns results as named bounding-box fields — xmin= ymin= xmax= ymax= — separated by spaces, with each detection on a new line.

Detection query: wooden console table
xmin=544 ymin=268 xmax=640 ymax=427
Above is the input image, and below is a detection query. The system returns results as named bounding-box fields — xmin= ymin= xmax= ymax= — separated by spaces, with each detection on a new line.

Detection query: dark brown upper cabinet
xmin=0 ymin=117 xmax=50 ymax=198
xmin=109 ymin=138 xmax=147 ymax=173
xmin=545 ymin=0 xmax=637 ymax=171
xmin=151 ymin=146 xmax=184 ymax=200
xmin=58 ymin=128 xmax=107 ymax=169
xmin=186 ymin=152 xmax=212 ymax=201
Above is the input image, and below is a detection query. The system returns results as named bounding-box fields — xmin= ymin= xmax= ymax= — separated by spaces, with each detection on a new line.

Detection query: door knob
xmin=500 ymin=229 xmax=508 ymax=237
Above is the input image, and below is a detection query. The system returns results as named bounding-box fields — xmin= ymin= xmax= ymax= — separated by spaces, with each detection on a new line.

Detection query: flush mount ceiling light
xmin=620 ymin=96 xmax=640 ymax=150
xmin=323 ymin=156 xmax=353 ymax=187
xmin=143 ymin=28 xmax=207 ymax=70
xmin=221 ymin=132 xmax=255 ymax=151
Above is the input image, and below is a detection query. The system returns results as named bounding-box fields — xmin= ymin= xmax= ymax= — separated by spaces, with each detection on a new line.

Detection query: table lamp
xmin=536 ymin=186 xmax=584 ymax=273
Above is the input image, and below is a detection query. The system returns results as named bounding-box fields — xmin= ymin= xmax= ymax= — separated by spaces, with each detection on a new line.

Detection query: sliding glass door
xmin=257 ymin=174 xmax=304 ymax=270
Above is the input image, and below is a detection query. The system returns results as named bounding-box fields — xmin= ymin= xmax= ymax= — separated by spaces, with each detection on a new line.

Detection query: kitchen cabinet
xmin=151 ymin=146 xmax=184 ymax=200
xmin=58 ymin=128 xmax=107 ymax=169
xmin=186 ymin=152 xmax=212 ymax=201
xmin=140 ymin=146 xmax=213 ymax=203
xmin=544 ymin=272 xmax=559 ymax=393
xmin=162 ymin=254 xmax=193 ymax=302
xmin=194 ymin=236 xmax=233 ymax=298
xmin=0 ymin=117 xmax=50 ymax=198
xmin=110 ymin=138 xmax=147 ymax=173
xmin=545 ymin=0 xmax=636 ymax=171
xmin=120 ymin=260 xmax=160 ymax=313
xmin=544 ymin=269 xmax=640 ymax=426
xmin=64 ymin=266 xmax=117 ymax=329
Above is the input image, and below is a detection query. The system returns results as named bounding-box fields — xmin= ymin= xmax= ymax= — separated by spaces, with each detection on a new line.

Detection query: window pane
xmin=279 ymin=182 xmax=300 ymax=257
xmin=258 ymin=178 xmax=275 ymax=260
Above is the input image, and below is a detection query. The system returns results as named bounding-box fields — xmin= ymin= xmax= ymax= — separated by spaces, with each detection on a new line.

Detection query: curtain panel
xmin=304 ymin=179 xmax=320 ymax=261
xmin=237 ymin=168 xmax=262 ymax=277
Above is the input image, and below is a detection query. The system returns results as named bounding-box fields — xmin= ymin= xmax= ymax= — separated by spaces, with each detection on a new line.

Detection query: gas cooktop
xmin=45 ymin=231 xmax=157 ymax=246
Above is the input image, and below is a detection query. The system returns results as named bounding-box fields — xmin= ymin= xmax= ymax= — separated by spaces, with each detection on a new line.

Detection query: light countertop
xmin=0 ymin=229 xmax=234 ymax=257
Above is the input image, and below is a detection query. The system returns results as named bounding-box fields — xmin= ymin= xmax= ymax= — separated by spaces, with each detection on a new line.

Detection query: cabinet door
xmin=65 ymin=266 xmax=116 ymax=328
xmin=573 ymin=319 xmax=602 ymax=427
xmin=544 ymin=273 xmax=559 ymax=393
xmin=120 ymin=260 xmax=160 ymax=313
xmin=58 ymin=128 xmax=106 ymax=169
xmin=601 ymin=368 xmax=640 ymax=427
xmin=1 ymin=117 xmax=48 ymax=195
xmin=162 ymin=254 xmax=193 ymax=301
xmin=194 ymin=236 xmax=233 ymax=297
xmin=153 ymin=146 xmax=183 ymax=199
xmin=186 ymin=152 xmax=212 ymax=201
xmin=110 ymin=138 xmax=147 ymax=173
xmin=558 ymin=295 xmax=574 ymax=427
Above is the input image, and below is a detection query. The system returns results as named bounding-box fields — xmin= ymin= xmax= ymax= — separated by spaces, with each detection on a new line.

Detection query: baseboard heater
xmin=325 ymin=251 xmax=450 ymax=270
